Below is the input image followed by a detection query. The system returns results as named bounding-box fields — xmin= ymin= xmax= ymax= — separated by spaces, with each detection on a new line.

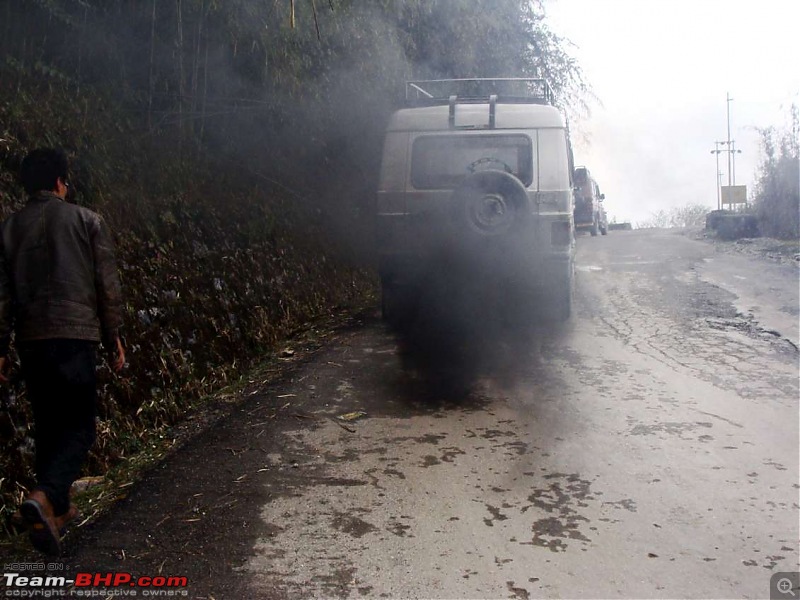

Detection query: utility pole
xmin=731 ymin=139 xmax=742 ymax=185
xmin=726 ymin=92 xmax=733 ymax=187
xmin=720 ymin=93 xmax=743 ymax=208
xmin=710 ymin=141 xmax=725 ymax=210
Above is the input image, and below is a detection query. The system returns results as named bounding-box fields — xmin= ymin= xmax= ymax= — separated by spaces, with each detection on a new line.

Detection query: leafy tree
xmin=1 ymin=1 xmax=589 ymax=140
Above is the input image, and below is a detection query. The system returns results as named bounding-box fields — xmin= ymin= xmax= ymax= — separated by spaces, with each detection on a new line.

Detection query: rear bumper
xmin=574 ymin=201 xmax=595 ymax=228
xmin=378 ymin=206 xmax=573 ymax=288
xmin=379 ymin=247 xmax=572 ymax=288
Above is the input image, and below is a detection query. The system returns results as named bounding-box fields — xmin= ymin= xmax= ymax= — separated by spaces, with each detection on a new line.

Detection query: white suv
xmin=376 ymin=79 xmax=576 ymax=325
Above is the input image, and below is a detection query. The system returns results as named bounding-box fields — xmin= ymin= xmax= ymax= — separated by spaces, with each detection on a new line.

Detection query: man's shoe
xmin=11 ymin=503 xmax=79 ymax=536
xmin=19 ymin=491 xmax=61 ymax=556
xmin=54 ymin=504 xmax=80 ymax=535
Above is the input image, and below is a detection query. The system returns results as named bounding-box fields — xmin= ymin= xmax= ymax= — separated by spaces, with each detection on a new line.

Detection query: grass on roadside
xmin=0 ymin=303 xmax=376 ymax=559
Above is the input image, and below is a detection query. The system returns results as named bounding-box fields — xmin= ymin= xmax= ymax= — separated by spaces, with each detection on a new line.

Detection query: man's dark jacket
xmin=0 ymin=191 xmax=123 ymax=354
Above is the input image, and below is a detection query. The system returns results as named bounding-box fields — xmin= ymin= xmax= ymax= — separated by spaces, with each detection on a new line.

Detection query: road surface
xmin=42 ymin=229 xmax=800 ymax=598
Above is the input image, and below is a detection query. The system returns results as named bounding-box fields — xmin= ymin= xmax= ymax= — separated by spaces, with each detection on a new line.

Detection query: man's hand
xmin=112 ymin=337 xmax=126 ymax=373
xmin=0 ymin=356 xmax=9 ymax=383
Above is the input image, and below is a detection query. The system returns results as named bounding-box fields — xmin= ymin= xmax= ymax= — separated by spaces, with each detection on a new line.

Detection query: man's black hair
xmin=20 ymin=148 xmax=69 ymax=195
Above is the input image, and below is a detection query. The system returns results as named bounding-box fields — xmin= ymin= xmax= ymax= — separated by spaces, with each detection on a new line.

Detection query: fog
xmin=547 ymin=0 xmax=800 ymax=225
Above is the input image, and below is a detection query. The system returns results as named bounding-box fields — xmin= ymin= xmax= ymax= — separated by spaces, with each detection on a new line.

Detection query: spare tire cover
xmin=451 ymin=170 xmax=530 ymax=237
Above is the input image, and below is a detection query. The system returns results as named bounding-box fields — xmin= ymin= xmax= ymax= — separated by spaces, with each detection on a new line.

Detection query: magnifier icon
xmin=778 ymin=578 xmax=796 ymax=597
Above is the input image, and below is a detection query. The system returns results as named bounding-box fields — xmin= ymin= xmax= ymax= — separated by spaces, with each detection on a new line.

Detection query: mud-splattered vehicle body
xmin=376 ymin=79 xmax=576 ymax=325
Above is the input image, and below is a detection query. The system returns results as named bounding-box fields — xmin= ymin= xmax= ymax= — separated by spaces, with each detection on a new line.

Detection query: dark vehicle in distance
xmin=573 ymin=166 xmax=607 ymax=236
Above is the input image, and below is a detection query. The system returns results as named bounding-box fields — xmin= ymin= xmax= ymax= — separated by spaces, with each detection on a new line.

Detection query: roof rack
xmin=405 ymin=78 xmax=554 ymax=107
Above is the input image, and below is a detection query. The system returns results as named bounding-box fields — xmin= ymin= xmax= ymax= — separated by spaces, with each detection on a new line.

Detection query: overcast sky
xmin=545 ymin=0 xmax=800 ymax=225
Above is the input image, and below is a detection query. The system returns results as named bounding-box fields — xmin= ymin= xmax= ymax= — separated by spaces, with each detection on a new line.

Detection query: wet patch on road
xmin=308 ymin=565 xmax=358 ymax=597
xmin=386 ymin=517 xmax=413 ymax=538
xmin=382 ymin=467 xmax=406 ymax=479
xmin=483 ymin=504 xmax=511 ymax=527
xmin=440 ymin=446 xmax=467 ymax=462
xmin=420 ymin=454 xmax=440 ymax=467
xmin=507 ymin=580 xmax=532 ymax=599
xmin=627 ymin=420 xmax=713 ymax=438
xmin=330 ymin=512 xmax=378 ymax=538
xmin=520 ymin=473 xmax=595 ymax=552
xmin=602 ymin=499 xmax=637 ymax=512
xmin=763 ymin=459 xmax=788 ymax=471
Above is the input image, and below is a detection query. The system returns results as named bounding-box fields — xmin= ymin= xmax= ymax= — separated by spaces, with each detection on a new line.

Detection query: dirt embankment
xmin=0 ymin=80 xmax=377 ymax=534
xmin=689 ymin=227 xmax=800 ymax=265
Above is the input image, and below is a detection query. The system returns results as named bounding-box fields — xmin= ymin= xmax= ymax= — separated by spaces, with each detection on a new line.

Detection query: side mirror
xmin=599 ymin=194 xmax=605 ymax=200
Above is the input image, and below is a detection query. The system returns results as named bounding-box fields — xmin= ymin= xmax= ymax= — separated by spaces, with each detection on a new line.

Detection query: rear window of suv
xmin=411 ymin=134 xmax=533 ymax=190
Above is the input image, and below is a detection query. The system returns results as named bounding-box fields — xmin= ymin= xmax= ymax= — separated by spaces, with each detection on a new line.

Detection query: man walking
xmin=0 ymin=148 xmax=125 ymax=555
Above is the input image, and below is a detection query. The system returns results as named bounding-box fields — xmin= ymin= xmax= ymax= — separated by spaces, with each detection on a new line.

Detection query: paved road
xmin=61 ymin=229 xmax=798 ymax=599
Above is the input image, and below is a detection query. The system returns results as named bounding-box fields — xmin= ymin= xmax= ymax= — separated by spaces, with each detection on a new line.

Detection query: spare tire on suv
xmin=451 ymin=169 xmax=530 ymax=239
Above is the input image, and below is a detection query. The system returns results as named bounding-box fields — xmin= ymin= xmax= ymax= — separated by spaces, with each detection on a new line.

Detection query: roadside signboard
xmin=721 ymin=185 xmax=747 ymax=206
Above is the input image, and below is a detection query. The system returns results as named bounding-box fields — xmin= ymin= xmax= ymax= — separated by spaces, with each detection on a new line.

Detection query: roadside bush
xmin=753 ymin=105 xmax=800 ymax=240
xmin=636 ymin=203 xmax=711 ymax=229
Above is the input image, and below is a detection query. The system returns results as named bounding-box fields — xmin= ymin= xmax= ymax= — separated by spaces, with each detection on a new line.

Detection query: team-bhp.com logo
xmin=3 ymin=572 xmax=188 ymax=597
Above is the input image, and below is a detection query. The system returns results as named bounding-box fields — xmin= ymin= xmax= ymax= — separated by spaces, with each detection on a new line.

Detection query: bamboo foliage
xmin=0 ymin=1 xmax=589 ymax=141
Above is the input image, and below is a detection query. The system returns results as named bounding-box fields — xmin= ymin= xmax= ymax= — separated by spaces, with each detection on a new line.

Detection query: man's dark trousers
xmin=19 ymin=339 xmax=97 ymax=517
